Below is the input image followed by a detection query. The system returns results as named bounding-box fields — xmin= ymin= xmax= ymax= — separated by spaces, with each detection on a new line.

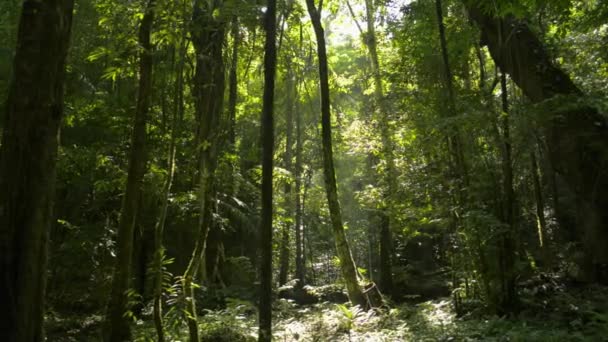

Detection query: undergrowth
xmin=46 ymin=282 xmax=608 ymax=341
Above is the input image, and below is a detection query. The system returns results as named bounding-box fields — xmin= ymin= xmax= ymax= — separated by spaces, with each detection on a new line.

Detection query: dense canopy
xmin=1 ymin=0 xmax=607 ymax=341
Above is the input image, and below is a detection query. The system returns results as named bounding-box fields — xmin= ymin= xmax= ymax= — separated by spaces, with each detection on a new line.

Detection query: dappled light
xmin=1 ymin=0 xmax=608 ymax=341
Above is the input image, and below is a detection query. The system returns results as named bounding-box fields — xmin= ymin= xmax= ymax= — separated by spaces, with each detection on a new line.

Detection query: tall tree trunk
xmin=279 ymin=60 xmax=295 ymax=286
xmin=497 ymin=71 xmax=517 ymax=313
xmin=228 ymin=15 xmax=239 ymax=149
xmin=466 ymin=3 xmax=608 ymax=282
xmin=0 ymin=1 xmax=74 ymax=341
xmin=104 ymin=1 xmax=155 ymax=340
xmin=294 ymin=77 xmax=305 ymax=284
xmin=345 ymin=0 xmax=382 ymax=287
xmin=258 ymin=0 xmax=277 ymax=339
xmin=363 ymin=0 xmax=394 ymax=295
xmin=152 ymin=37 xmax=186 ymax=342
xmin=435 ymin=0 xmax=467 ymax=184
xmin=303 ymin=170 xmax=316 ymax=284
xmin=436 ymin=0 xmax=477 ymax=306
xmin=182 ymin=2 xmax=226 ymax=340
xmin=531 ymin=148 xmax=548 ymax=260
xmin=305 ymin=0 xmax=367 ymax=308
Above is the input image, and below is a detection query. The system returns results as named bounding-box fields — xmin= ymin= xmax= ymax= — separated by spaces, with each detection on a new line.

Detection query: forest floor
xmin=47 ymin=280 xmax=608 ymax=341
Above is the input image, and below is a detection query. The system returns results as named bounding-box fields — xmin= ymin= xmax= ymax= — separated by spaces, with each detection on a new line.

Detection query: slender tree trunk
xmin=258 ymin=0 xmax=277 ymax=339
xmin=497 ymin=71 xmax=517 ymax=313
xmin=0 ymin=1 xmax=74 ymax=341
xmin=435 ymin=0 xmax=467 ymax=184
xmin=279 ymin=61 xmax=295 ymax=286
xmin=363 ymin=0 xmax=394 ymax=295
xmin=466 ymin=3 xmax=608 ymax=282
xmin=531 ymin=149 xmax=549 ymax=263
xmin=436 ymin=0 xmax=476 ymax=306
xmin=105 ymin=1 xmax=155 ymax=340
xmin=183 ymin=2 xmax=226 ymax=340
xmin=345 ymin=0 xmax=384 ymax=288
xmin=152 ymin=37 xmax=186 ymax=342
xmin=305 ymin=0 xmax=367 ymax=308
xmin=294 ymin=79 xmax=305 ymax=284
xmin=228 ymin=15 xmax=239 ymax=149
xmin=378 ymin=215 xmax=393 ymax=294
xmin=303 ymin=171 xmax=315 ymax=284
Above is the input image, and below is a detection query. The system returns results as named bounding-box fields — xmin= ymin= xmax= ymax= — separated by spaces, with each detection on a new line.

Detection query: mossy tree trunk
xmin=305 ymin=0 xmax=367 ymax=308
xmin=0 ymin=1 xmax=74 ymax=340
xmin=182 ymin=1 xmax=226 ymax=340
xmin=363 ymin=0 xmax=395 ymax=296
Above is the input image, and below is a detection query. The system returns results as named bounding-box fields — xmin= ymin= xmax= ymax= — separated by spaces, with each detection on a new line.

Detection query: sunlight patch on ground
xmin=418 ymin=299 xmax=455 ymax=328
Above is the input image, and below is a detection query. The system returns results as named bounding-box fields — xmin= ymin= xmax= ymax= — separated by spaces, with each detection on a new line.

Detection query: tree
xmin=466 ymin=2 xmax=608 ymax=282
xmin=294 ymin=67 xmax=305 ymax=285
xmin=181 ymin=0 xmax=227 ymax=339
xmin=279 ymin=57 xmax=295 ymax=286
xmin=305 ymin=0 xmax=367 ymax=308
xmin=104 ymin=0 xmax=156 ymax=340
xmin=258 ymin=0 xmax=277 ymax=339
xmin=0 ymin=1 xmax=74 ymax=340
xmin=496 ymin=70 xmax=517 ymax=313
xmin=346 ymin=0 xmax=396 ymax=294
xmin=151 ymin=30 xmax=187 ymax=342
xmin=363 ymin=0 xmax=395 ymax=296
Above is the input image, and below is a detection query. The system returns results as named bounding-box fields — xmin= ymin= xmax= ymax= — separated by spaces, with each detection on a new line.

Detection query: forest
xmin=1 ymin=0 xmax=608 ymax=341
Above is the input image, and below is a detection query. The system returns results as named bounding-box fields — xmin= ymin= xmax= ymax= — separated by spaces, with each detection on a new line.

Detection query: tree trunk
xmin=436 ymin=0 xmax=476 ymax=307
xmin=152 ymin=36 xmax=186 ymax=342
xmin=436 ymin=0 xmax=467 ymax=184
xmin=294 ymin=77 xmax=305 ymax=284
xmin=104 ymin=1 xmax=155 ymax=340
xmin=0 ymin=1 xmax=74 ymax=341
xmin=182 ymin=2 xmax=226 ymax=340
xmin=530 ymin=147 xmax=550 ymax=264
xmin=466 ymin=3 xmax=608 ymax=282
xmin=305 ymin=0 xmax=367 ymax=308
xmin=378 ymin=215 xmax=393 ymax=295
xmin=303 ymin=170 xmax=315 ymax=284
xmin=228 ymin=15 xmax=239 ymax=149
xmin=363 ymin=0 xmax=394 ymax=296
xmin=497 ymin=71 xmax=517 ymax=313
xmin=279 ymin=60 xmax=295 ymax=286
xmin=258 ymin=0 xmax=277 ymax=339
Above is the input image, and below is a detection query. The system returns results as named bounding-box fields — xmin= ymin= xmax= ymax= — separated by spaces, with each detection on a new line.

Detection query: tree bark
xmin=497 ymin=71 xmax=517 ymax=313
xmin=228 ymin=15 xmax=239 ymax=149
xmin=279 ymin=60 xmax=295 ymax=286
xmin=0 ymin=1 xmax=74 ymax=341
xmin=466 ymin=3 xmax=608 ymax=281
xmin=531 ymin=148 xmax=549 ymax=263
xmin=294 ymin=81 xmax=305 ymax=284
xmin=258 ymin=0 xmax=277 ymax=339
xmin=436 ymin=0 xmax=467 ymax=184
xmin=152 ymin=36 xmax=186 ymax=342
xmin=305 ymin=0 xmax=367 ymax=308
xmin=182 ymin=1 xmax=226 ymax=340
xmin=104 ymin=1 xmax=155 ymax=340
xmin=363 ymin=0 xmax=394 ymax=296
